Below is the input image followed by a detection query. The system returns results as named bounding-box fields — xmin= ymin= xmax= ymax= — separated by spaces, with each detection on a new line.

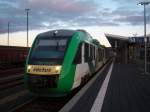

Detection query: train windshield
xmin=29 ymin=38 xmax=69 ymax=64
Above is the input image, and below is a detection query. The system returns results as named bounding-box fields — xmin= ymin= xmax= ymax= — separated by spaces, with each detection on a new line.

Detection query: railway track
xmin=0 ymin=67 xmax=73 ymax=112
xmin=12 ymin=89 xmax=79 ymax=112
xmin=13 ymin=97 xmax=68 ymax=112
xmin=0 ymin=68 xmax=24 ymax=91
xmin=0 ymin=85 xmax=79 ymax=112
xmin=0 ymin=67 xmax=24 ymax=77
xmin=0 ymin=76 xmax=23 ymax=90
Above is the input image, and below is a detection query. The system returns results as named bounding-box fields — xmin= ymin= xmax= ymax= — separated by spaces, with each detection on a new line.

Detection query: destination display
xmin=129 ymin=37 xmax=150 ymax=43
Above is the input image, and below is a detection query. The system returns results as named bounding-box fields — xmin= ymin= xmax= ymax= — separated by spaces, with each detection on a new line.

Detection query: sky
xmin=0 ymin=0 xmax=150 ymax=47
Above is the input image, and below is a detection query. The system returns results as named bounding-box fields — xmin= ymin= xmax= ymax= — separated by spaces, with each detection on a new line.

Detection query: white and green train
xmin=24 ymin=29 xmax=110 ymax=97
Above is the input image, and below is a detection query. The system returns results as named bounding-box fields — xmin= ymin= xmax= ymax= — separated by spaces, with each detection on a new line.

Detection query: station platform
xmin=60 ymin=59 xmax=150 ymax=112
xmin=101 ymin=62 xmax=150 ymax=112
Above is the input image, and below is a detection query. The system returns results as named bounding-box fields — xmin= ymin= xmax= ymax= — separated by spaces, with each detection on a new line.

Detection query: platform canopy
xmin=105 ymin=33 xmax=150 ymax=47
xmin=105 ymin=34 xmax=128 ymax=48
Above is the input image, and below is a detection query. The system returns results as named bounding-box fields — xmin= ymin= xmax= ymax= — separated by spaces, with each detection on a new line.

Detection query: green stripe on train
xmin=57 ymin=32 xmax=81 ymax=92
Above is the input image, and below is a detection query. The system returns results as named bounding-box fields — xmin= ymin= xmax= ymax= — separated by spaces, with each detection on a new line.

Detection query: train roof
xmin=37 ymin=29 xmax=92 ymax=38
xmin=37 ymin=29 xmax=76 ymax=38
xmin=36 ymin=29 xmax=94 ymax=45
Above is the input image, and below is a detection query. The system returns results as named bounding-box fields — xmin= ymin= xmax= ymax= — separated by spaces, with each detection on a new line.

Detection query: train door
xmin=72 ymin=43 xmax=89 ymax=89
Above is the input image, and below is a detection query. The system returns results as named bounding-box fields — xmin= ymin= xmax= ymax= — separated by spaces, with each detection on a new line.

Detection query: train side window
xmin=90 ymin=45 xmax=93 ymax=60
xmin=98 ymin=48 xmax=102 ymax=61
xmin=92 ymin=45 xmax=94 ymax=60
xmin=99 ymin=48 xmax=104 ymax=61
xmin=84 ymin=43 xmax=89 ymax=62
xmin=93 ymin=46 xmax=95 ymax=60
xmin=73 ymin=44 xmax=82 ymax=64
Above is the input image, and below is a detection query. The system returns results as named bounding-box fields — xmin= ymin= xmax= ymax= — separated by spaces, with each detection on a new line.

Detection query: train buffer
xmin=60 ymin=59 xmax=150 ymax=112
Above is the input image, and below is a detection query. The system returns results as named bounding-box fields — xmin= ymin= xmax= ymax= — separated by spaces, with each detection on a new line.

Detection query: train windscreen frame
xmin=29 ymin=36 xmax=71 ymax=65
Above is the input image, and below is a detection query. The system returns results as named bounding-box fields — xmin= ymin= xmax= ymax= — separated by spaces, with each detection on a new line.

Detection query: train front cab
xmin=24 ymin=32 xmax=77 ymax=96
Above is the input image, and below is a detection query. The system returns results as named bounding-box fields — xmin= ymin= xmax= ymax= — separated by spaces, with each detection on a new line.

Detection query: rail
xmin=0 ymin=68 xmax=24 ymax=90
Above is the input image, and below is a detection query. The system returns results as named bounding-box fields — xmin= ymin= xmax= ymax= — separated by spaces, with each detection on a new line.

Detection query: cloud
xmin=111 ymin=4 xmax=150 ymax=25
xmin=112 ymin=0 xmax=137 ymax=4
xmin=0 ymin=0 xmax=98 ymax=34
xmin=112 ymin=7 xmax=138 ymax=16
xmin=27 ymin=0 xmax=96 ymax=15
xmin=0 ymin=0 xmax=149 ymax=34
xmin=114 ymin=15 xmax=144 ymax=25
xmin=69 ymin=16 xmax=119 ymax=27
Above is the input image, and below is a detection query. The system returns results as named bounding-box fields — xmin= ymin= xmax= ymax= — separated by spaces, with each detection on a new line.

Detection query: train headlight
xmin=55 ymin=66 xmax=62 ymax=72
xmin=27 ymin=65 xmax=31 ymax=71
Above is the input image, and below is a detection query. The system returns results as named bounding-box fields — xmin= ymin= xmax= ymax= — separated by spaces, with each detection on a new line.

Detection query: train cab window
xmin=73 ymin=44 xmax=82 ymax=64
xmin=37 ymin=39 xmax=67 ymax=51
xmin=29 ymin=38 xmax=69 ymax=64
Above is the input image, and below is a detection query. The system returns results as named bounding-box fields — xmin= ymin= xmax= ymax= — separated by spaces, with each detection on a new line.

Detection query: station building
xmin=105 ymin=34 xmax=150 ymax=64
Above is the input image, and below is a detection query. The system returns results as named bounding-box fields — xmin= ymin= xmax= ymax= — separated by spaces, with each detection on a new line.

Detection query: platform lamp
xmin=25 ymin=8 xmax=30 ymax=47
xmin=138 ymin=1 xmax=150 ymax=74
